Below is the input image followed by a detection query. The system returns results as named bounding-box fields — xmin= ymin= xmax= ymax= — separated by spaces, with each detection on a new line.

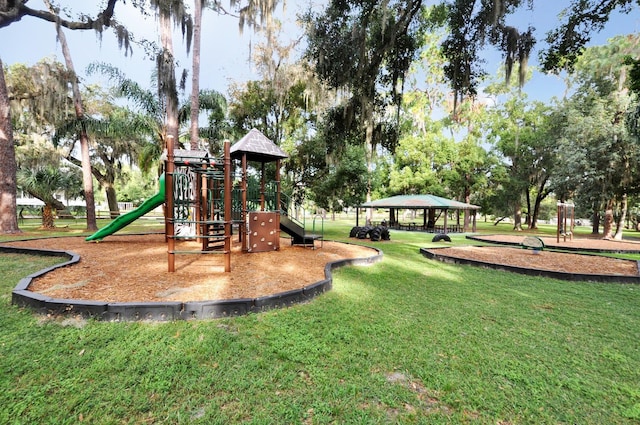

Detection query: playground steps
xmin=202 ymin=222 xmax=226 ymax=251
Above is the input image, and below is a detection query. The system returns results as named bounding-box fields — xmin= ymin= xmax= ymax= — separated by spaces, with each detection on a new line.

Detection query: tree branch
xmin=0 ymin=0 xmax=118 ymax=30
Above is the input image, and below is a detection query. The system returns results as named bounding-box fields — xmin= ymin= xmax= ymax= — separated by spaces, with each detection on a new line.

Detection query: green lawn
xmin=1 ymin=217 xmax=639 ymax=424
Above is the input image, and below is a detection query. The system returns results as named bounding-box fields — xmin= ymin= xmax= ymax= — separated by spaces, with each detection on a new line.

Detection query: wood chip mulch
xmin=427 ymin=234 xmax=640 ymax=277
xmin=429 ymin=245 xmax=639 ymax=276
xmin=3 ymin=234 xmax=377 ymax=303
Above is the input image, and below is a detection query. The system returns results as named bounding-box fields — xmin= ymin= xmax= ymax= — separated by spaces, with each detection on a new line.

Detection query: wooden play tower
xmin=163 ymin=129 xmax=289 ymax=272
xmin=230 ymin=128 xmax=289 ymax=253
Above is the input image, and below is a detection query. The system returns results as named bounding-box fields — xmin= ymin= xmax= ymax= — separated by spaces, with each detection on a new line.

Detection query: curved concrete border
xmin=8 ymin=243 xmax=382 ymax=321
xmin=420 ymin=246 xmax=640 ymax=284
xmin=466 ymin=234 xmax=640 ymax=254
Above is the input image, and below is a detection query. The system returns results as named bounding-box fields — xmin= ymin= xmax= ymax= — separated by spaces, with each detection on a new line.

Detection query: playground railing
xmin=279 ymin=192 xmax=324 ymax=243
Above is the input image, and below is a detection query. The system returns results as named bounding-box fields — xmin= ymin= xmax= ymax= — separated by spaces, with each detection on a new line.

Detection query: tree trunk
xmin=513 ymin=201 xmax=523 ymax=231
xmin=602 ymin=198 xmax=615 ymax=239
xmin=105 ymin=185 xmax=120 ymax=219
xmin=42 ymin=204 xmax=55 ymax=229
xmin=160 ymin=8 xmax=179 ymax=147
xmin=614 ymin=193 xmax=627 ymax=240
xmin=530 ymin=191 xmax=544 ymax=230
xmin=363 ymin=101 xmax=374 ymax=223
xmin=0 ymin=58 xmax=20 ymax=234
xmin=190 ymin=0 xmax=203 ymax=150
xmin=463 ymin=184 xmax=471 ymax=231
xmin=591 ymin=202 xmax=600 ymax=234
xmin=524 ymin=188 xmax=531 ymax=227
xmin=49 ymin=5 xmax=98 ymax=231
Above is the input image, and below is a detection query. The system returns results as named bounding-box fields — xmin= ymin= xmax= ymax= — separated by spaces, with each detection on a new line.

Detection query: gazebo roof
xmin=360 ymin=194 xmax=480 ymax=210
xmin=230 ymin=128 xmax=288 ymax=162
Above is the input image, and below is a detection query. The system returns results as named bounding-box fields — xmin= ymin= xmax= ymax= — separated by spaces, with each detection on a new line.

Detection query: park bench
xmin=521 ymin=236 xmax=544 ymax=252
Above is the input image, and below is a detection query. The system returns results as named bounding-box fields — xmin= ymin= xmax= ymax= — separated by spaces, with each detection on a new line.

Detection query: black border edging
xmin=420 ymin=246 xmax=640 ymax=284
xmin=466 ymin=234 xmax=640 ymax=254
xmin=7 ymin=241 xmax=383 ymax=321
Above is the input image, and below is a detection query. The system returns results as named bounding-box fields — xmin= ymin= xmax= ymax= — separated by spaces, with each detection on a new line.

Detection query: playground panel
xmin=248 ymin=211 xmax=280 ymax=252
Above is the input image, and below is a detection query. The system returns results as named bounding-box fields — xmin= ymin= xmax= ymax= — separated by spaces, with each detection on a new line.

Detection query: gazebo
xmin=357 ymin=194 xmax=480 ymax=233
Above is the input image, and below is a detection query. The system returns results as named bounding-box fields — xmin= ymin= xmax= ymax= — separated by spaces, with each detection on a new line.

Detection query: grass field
xmin=1 ymin=216 xmax=639 ymax=424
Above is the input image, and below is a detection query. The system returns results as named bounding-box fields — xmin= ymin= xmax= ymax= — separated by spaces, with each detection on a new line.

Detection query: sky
xmin=1 ymin=1 xmax=639 ymax=105
xmin=1 ymin=1 xmax=309 ymax=95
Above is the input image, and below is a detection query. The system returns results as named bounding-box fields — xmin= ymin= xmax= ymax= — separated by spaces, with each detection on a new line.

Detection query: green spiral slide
xmin=85 ymin=174 xmax=165 ymax=242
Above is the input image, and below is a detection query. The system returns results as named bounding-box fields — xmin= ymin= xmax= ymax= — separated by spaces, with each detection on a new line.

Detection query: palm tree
xmin=88 ymin=62 xmax=228 ymax=159
xmin=17 ymin=166 xmax=82 ymax=229
xmin=0 ymin=1 xmax=123 ymax=234
xmin=55 ymin=106 xmax=157 ymax=218
xmin=190 ymin=0 xmax=204 ymax=149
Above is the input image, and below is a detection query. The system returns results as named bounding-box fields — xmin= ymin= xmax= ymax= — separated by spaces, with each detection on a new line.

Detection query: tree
xmin=45 ymin=0 xmax=98 ymax=231
xmin=0 ymin=59 xmax=19 ymax=233
xmin=189 ymin=0 xmax=204 ymax=149
xmin=88 ymin=62 xmax=228 ymax=170
xmin=16 ymin=165 xmax=82 ymax=229
xmin=0 ymin=0 xmax=127 ymax=233
xmin=7 ymin=59 xmax=83 ymax=227
xmin=153 ymin=0 xmax=189 ymax=152
xmin=115 ymin=166 xmax=157 ymax=206
xmin=441 ymin=94 xmax=494 ymax=230
xmin=304 ymin=0 xmax=425 ymax=219
xmin=484 ymin=89 xmax=555 ymax=230
xmin=182 ymin=89 xmax=229 ymax=152
xmin=228 ymin=78 xmax=313 ymax=144
xmin=310 ymin=144 xmax=368 ymax=217
xmin=440 ymin=0 xmax=639 ymax=112
xmin=56 ymin=104 xmax=155 ymax=218
xmin=552 ymin=35 xmax=640 ymax=239
xmin=186 ymin=0 xmax=284 ymax=149
xmin=389 ymin=107 xmax=451 ymax=197
xmin=133 ymin=0 xmax=283 ymax=152
xmin=523 ymin=107 xmax=557 ymax=230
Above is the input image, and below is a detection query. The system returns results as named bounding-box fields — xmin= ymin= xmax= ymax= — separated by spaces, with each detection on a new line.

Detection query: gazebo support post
xmin=472 ymin=210 xmax=477 ymax=232
xmin=443 ymin=208 xmax=449 ymax=234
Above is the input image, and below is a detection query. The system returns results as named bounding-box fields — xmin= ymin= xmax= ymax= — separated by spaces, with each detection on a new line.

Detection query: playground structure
xmin=85 ymin=129 xmax=322 ymax=273
xmin=557 ymin=202 xmax=575 ymax=242
xmin=165 ymin=140 xmax=233 ymax=272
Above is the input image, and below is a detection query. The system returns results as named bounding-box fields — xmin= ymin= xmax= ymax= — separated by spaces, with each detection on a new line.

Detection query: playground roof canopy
xmin=360 ymin=194 xmax=480 ymax=210
xmin=230 ymin=128 xmax=288 ymax=162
